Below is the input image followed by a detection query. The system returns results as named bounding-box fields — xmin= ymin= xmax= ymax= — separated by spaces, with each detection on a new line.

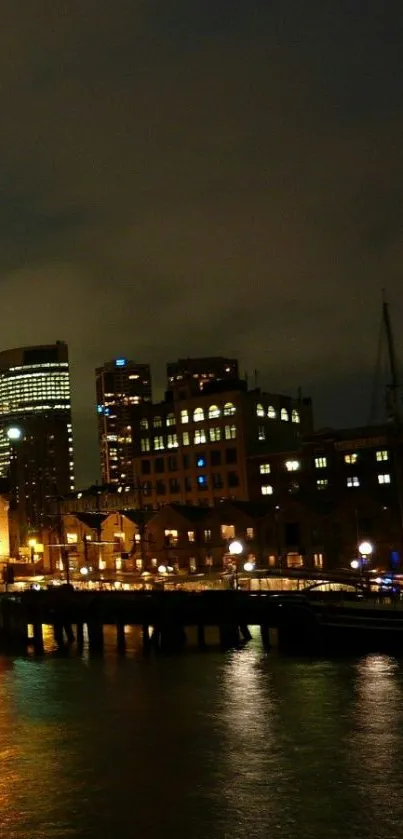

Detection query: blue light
xmin=197 ymin=475 xmax=206 ymax=486
xmin=97 ymin=405 xmax=104 ymax=414
xmin=197 ymin=456 xmax=206 ymax=468
xmin=115 ymin=358 xmax=127 ymax=367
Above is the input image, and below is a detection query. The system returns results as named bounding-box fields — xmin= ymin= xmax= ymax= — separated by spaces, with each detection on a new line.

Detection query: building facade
xmin=0 ymin=342 xmax=74 ymax=547
xmin=96 ymin=358 xmax=152 ymax=484
xmin=131 ymin=378 xmax=313 ymax=508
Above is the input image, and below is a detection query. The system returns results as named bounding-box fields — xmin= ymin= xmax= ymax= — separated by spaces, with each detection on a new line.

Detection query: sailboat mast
xmin=383 ymin=290 xmax=400 ymax=426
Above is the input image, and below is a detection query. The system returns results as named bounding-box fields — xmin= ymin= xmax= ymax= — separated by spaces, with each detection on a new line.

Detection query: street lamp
xmin=28 ymin=538 xmax=37 ymax=563
xmin=228 ymin=539 xmax=244 ymax=589
xmin=243 ymin=561 xmax=255 ymax=572
xmin=358 ymin=540 xmax=373 ymax=562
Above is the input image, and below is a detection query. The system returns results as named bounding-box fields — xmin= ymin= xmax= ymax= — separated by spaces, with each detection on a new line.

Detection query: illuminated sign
xmin=115 ymin=358 xmax=127 ymax=367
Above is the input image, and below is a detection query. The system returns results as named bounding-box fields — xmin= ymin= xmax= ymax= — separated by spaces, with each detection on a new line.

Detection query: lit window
xmin=193 ymin=407 xmax=204 ymax=422
xmin=189 ymin=557 xmax=197 ymax=573
xmin=246 ymin=527 xmax=254 ymax=539
xmin=285 ymin=460 xmax=300 ymax=471
xmin=154 ymin=436 xmax=164 ymax=450
xmin=197 ymin=475 xmax=207 ymax=488
xmin=260 ymin=463 xmax=271 ymax=474
xmin=164 ymin=529 xmax=178 ymax=545
xmin=223 ymin=402 xmax=235 ymax=416
xmin=258 ymin=426 xmax=265 ymax=441
xmin=141 ymin=438 xmax=150 ymax=452
xmin=267 ymin=406 xmax=276 ymax=419
xmin=376 ymin=450 xmax=389 ymax=462
xmin=291 ymin=409 xmax=300 ymax=423
xmin=347 ymin=476 xmax=360 ymax=487
xmin=317 ymin=479 xmax=328 ymax=490
xmin=256 ymin=403 xmax=265 ymax=418
xmin=182 ymin=432 xmax=190 ymax=446
xmin=261 ymin=485 xmax=273 ymax=495
xmin=281 ymin=408 xmax=289 ymax=422
xmin=313 ymin=553 xmax=324 ymax=569
xmin=221 ymin=524 xmax=235 ymax=540
xmin=204 ymin=529 xmax=212 ymax=542
xmin=167 ymin=433 xmax=178 ymax=449
xmin=181 ymin=409 xmax=189 ymax=424
xmin=166 ymin=413 xmax=176 ymax=426
xmin=224 ymin=424 xmax=236 ymax=440
xmin=66 ymin=533 xmax=78 ymax=544
xmin=188 ymin=530 xmax=195 ymax=542
xmin=378 ymin=474 xmax=391 ymax=484
xmin=344 ymin=453 xmax=358 ymax=464
xmin=194 ymin=429 xmax=206 ymax=444
xmin=315 ymin=457 xmax=327 ymax=469
xmin=209 ymin=427 xmax=221 ymax=442
xmin=153 ymin=416 xmax=162 ymax=428
xmin=208 ymin=405 xmax=220 ymax=419
xmin=140 ymin=418 xmax=149 ymax=431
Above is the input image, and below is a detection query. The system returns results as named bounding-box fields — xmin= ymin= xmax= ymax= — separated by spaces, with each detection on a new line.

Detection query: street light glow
xmin=358 ymin=540 xmax=373 ymax=557
xmin=158 ymin=564 xmax=167 ymax=574
xmin=80 ymin=566 xmax=89 ymax=576
xmin=243 ymin=561 xmax=255 ymax=572
xmin=350 ymin=559 xmax=360 ymax=570
xmin=228 ymin=540 xmax=243 ymax=555
xmin=7 ymin=426 xmax=22 ymax=441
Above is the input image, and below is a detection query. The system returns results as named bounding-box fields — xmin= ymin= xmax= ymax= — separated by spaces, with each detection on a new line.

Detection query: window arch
xmin=193 ymin=407 xmax=204 ymax=422
xmin=208 ymin=404 xmax=220 ymax=419
xmin=267 ymin=406 xmax=276 ymax=419
xmin=140 ymin=418 xmax=149 ymax=431
xmin=224 ymin=402 xmax=235 ymax=416
xmin=280 ymin=408 xmax=289 ymax=422
xmin=256 ymin=403 xmax=265 ymax=418
xmin=291 ymin=409 xmax=300 ymax=424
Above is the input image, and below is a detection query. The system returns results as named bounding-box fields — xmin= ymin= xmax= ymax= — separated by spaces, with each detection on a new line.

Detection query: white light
xmin=358 ymin=540 xmax=373 ymax=557
xmin=7 ymin=426 xmax=22 ymax=441
xmin=375 ymin=577 xmax=383 ymax=585
xmin=80 ymin=566 xmax=89 ymax=576
xmin=229 ymin=540 xmax=243 ymax=556
xmin=243 ymin=561 xmax=255 ymax=572
xmin=350 ymin=559 xmax=360 ymax=570
xmin=158 ymin=564 xmax=167 ymax=574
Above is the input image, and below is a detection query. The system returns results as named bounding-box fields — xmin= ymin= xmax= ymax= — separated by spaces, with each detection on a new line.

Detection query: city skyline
xmin=0 ymin=2 xmax=402 ymax=485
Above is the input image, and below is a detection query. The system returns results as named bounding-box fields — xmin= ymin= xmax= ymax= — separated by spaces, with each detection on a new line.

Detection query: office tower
xmin=96 ymin=358 xmax=152 ymax=484
xmin=166 ymin=357 xmax=239 ymax=392
xmin=0 ymin=342 xmax=74 ymax=543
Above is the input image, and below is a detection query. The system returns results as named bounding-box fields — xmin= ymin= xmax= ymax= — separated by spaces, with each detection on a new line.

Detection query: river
xmin=0 ymin=626 xmax=402 ymax=839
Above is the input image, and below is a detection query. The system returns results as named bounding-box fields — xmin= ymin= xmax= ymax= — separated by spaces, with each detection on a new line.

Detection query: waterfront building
xmin=0 ymin=342 xmax=74 ymax=547
xmin=95 ymin=358 xmax=152 ymax=484
xmin=131 ymin=376 xmax=313 ymax=508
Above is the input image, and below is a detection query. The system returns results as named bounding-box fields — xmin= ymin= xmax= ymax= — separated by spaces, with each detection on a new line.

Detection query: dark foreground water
xmin=1 ymin=626 xmax=403 ymax=839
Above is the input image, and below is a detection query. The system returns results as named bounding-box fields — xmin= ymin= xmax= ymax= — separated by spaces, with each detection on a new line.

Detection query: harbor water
xmin=1 ymin=626 xmax=403 ymax=839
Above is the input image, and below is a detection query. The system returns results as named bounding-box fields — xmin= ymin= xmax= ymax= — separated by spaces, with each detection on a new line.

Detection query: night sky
xmin=1 ymin=1 xmax=403 ymax=486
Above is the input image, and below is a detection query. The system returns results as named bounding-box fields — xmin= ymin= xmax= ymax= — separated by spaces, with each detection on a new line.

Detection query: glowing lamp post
xmin=228 ymin=539 xmax=243 ymax=589
xmin=6 ymin=427 xmax=23 ymax=442
xmin=358 ymin=541 xmax=373 ymax=563
xmin=28 ymin=538 xmax=37 ymax=563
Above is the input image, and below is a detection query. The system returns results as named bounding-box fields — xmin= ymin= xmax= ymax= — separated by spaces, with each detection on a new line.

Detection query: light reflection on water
xmin=1 ymin=628 xmax=403 ymax=838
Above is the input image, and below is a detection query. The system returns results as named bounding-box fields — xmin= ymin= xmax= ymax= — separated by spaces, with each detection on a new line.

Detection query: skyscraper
xmin=0 ymin=342 xmax=74 ymax=543
xmin=96 ymin=358 xmax=152 ymax=484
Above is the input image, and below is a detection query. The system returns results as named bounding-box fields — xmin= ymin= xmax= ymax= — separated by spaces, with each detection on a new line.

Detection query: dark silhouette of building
xmin=95 ymin=358 xmax=152 ymax=484
xmin=166 ymin=356 xmax=239 ymax=391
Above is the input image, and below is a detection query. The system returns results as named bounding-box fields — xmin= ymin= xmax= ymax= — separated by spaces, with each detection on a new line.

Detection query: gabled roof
xmin=75 ymin=512 xmax=108 ymax=529
xmin=218 ymin=499 xmax=273 ymax=519
xmin=121 ymin=509 xmax=154 ymax=525
xmin=169 ymin=503 xmax=211 ymax=522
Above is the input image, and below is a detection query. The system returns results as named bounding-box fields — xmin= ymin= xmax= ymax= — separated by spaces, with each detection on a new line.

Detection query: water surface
xmin=0 ymin=627 xmax=402 ymax=838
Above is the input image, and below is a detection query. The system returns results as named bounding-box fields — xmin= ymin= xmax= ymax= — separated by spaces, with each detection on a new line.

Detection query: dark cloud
xmin=0 ymin=1 xmax=402 ymax=484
